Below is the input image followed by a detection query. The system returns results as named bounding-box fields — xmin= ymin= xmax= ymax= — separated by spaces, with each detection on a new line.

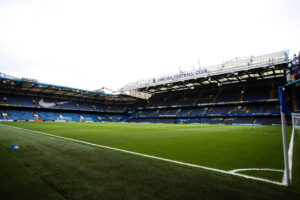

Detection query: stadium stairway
xmin=240 ymin=85 xmax=246 ymax=101
xmin=32 ymin=111 xmax=38 ymax=120
xmin=193 ymin=90 xmax=204 ymax=105
xmin=2 ymin=94 xmax=8 ymax=104
xmin=1 ymin=110 xmax=7 ymax=120
xmin=270 ymin=82 xmax=275 ymax=99
xmin=107 ymin=106 xmax=111 ymax=112
xmin=75 ymin=103 xmax=80 ymax=109
xmin=32 ymin=97 xmax=37 ymax=107
xmin=202 ymin=107 xmax=208 ymax=115
xmin=175 ymin=91 xmax=187 ymax=106
xmin=117 ymin=115 xmax=131 ymax=122
xmin=213 ymin=88 xmax=223 ymax=103
xmin=55 ymin=100 xmax=61 ymax=109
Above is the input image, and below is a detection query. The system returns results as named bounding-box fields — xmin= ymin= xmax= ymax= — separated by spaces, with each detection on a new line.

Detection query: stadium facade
xmin=1 ymin=50 xmax=299 ymax=125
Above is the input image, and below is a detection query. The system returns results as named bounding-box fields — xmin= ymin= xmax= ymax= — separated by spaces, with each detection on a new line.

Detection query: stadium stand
xmin=0 ymin=50 xmax=298 ymax=125
xmin=129 ymin=78 xmax=283 ymax=125
xmin=0 ymin=78 xmax=136 ymax=122
xmin=0 ymin=78 xmax=284 ymax=124
xmin=5 ymin=110 xmax=35 ymax=121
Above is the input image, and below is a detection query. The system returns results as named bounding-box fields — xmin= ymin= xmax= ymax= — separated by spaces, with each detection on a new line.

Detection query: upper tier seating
xmin=77 ymin=102 xmax=94 ymax=111
xmin=177 ymin=90 xmax=200 ymax=105
xmin=35 ymin=97 xmax=58 ymax=109
xmin=243 ymin=82 xmax=271 ymax=101
xmin=110 ymin=105 xmax=127 ymax=112
xmin=57 ymin=101 xmax=78 ymax=110
xmin=0 ymin=93 xmax=126 ymax=113
xmin=1 ymin=94 xmax=34 ymax=107
xmin=196 ymin=88 xmax=219 ymax=104
xmin=94 ymin=103 xmax=108 ymax=112
xmin=146 ymin=80 xmax=282 ymax=108
xmin=216 ymin=85 xmax=243 ymax=102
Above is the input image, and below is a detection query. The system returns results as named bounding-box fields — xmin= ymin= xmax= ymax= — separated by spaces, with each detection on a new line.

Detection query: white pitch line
xmin=230 ymin=168 xmax=283 ymax=173
xmin=282 ymin=128 xmax=295 ymax=185
xmin=0 ymin=123 xmax=285 ymax=186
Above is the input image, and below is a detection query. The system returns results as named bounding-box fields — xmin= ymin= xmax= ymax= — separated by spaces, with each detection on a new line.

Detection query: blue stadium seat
xmin=6 ymin=110 xmax=35 ymax=121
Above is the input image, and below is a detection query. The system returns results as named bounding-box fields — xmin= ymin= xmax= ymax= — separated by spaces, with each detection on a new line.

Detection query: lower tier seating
xmin=0 ymin=109 xmax=126 ymax=122
xmin=128 ymin=116 xmax=280 ymax=125
xmin=5 ymin=110 xmax=35 ymax=121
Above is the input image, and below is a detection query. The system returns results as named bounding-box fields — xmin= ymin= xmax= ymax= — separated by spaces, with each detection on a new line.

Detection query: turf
xmin=1 ymin=122 xmax=290 ymax=173
xmin=0 ymin=122 xmax=299 ymax=199
xmin=0 ymin=137 xmax=64 ymax=200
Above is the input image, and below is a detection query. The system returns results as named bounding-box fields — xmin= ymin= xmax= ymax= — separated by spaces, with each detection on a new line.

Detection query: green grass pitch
xmin=0 ymin=122 xmax=299 ymax=200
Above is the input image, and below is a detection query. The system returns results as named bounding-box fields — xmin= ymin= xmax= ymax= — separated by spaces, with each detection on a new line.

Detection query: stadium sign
xmin=21 ymin=77 xmax=38 ymax=82
xmin=155 ymin=69 xmax=208 ymax=83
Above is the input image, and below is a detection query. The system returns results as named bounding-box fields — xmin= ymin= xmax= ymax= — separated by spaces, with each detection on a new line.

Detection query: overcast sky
xmin=0 ymin=0 xmax=299 ymax=91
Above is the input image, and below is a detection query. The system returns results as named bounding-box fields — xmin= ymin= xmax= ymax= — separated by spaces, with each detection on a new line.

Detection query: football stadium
xmin=1 ymin=0 xmax=300 ymax=199
xmin=1 ymin=50 xmax=300 ymax=199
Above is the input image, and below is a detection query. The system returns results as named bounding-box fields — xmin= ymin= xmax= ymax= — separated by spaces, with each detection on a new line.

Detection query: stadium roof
xmin=0 ymin=74 xmax=143 ymax=103
xmin=122 ymin=51 xmax=289 ymax=94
